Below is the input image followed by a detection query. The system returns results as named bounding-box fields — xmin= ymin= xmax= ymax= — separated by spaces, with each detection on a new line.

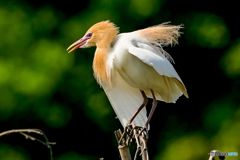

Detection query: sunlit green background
xmin=0 ymin=0 xmax=239 ymax=159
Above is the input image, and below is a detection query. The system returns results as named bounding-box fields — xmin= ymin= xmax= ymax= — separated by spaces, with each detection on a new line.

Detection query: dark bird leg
xmin=137 ymin=89 xmax=157 ymax=138
xmin=145 ymin=89 xmax=157 ymax=127
xmin=127 ymin=89 xmax=148 ymax=124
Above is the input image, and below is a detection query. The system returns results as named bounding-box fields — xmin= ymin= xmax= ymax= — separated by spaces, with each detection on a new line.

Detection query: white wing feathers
xmin=128 ymin=42 xmax=188 ymax=99
xmin=102 ymin=72 xmax=148 ymax=128
xmin=128 ymin=42 xmax=183 ymax=83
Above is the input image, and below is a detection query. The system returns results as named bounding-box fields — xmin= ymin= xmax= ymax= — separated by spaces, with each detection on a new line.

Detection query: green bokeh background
xmin=0 ymin=0 xmax=239 ymax=159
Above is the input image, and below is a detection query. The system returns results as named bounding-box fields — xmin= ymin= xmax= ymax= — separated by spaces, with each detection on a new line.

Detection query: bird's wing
xmin=128 ymin=43 xmax=188 ymax=97
xmin=102 ymin=71 xmax=148 ymax=128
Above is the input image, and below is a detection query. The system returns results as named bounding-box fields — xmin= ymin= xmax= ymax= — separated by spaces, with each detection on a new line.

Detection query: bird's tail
xmin=103 ymin=72 xmax=148 ymax=128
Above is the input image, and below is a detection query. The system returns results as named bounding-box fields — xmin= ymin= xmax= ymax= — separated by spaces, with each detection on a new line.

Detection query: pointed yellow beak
xmin=67 ymin=36 xmax=90 ymax=53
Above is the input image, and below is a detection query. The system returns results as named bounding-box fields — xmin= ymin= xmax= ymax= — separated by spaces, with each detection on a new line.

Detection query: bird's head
xmin=67 ymin=20 xmax=119 ymax=53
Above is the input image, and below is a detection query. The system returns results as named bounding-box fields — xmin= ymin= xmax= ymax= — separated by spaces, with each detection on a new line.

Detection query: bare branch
xmin=0 ymin=129 xmax=55 ymax=160
xmin=0 ymin=129 xmax=42 ymax=137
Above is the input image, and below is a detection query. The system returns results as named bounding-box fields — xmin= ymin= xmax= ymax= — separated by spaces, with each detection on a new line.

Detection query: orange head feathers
xmin=67 ymin=20 xmax=119 ymax=53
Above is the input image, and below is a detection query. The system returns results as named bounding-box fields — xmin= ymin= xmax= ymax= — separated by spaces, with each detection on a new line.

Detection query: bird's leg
xmin=145 ymin=89 xmax=157 ymax=127
xmin=127 ymin=90 xmax=148 ymax=125
xmin=138 ymin=89 xmax=158 ymax=137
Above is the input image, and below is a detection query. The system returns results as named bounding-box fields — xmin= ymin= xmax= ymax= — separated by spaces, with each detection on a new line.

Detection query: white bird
xmin=67 ymin=20 xmax=188 ymax=129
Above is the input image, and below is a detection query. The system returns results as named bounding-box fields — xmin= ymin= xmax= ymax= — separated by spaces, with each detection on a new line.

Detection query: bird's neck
xmin=93 ymin=47 xmax=109 ymax=86
xmin=93 ymin=30 xmax=118 ymax=86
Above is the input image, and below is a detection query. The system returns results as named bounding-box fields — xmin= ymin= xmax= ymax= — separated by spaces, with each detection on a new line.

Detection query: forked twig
xmin=115 ymin=123 xmax=149 ymax=160
xmin=0 ymin=129 xmax=55 ymax=160
xmin=139 ymin=135 xmax=149 ymax=160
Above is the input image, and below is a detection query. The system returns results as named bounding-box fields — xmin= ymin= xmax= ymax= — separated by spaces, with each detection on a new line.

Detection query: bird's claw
xmin=119 ymin=123 xmax=149 ymax=148
xmin=137 ymin=126 xmax=149 ymax=139
xmin=118 ymin=123 xmax=143 ymax=145
xmin=118 ymin=123 xmax=133 ymax=145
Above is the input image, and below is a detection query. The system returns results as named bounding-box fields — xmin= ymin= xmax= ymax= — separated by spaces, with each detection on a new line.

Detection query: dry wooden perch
xmin=115 ymin=124 xmax=149 ymax=160
xmin=115 ymin=129 xmax=132 ymax=160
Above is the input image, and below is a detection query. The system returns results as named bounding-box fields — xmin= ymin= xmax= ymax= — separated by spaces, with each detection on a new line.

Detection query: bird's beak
xmin=67 ymin=36 xmax=90 ymax=53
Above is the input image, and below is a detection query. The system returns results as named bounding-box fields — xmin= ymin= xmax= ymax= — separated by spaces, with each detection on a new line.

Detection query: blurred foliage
xmin=220 ymin=39 xmax=240 ymax=78
xmin=56 ymin=151 xmax=96 ymax=160
xmin=0 ymin=0 xmax=239 ymax=160
xmin=0 ymin=144 xmax=30 ymax=160
xmin=185 ymin=12 xmax=230 ymax=48
xmin=155 ymin=135 xmax=208 ymax=160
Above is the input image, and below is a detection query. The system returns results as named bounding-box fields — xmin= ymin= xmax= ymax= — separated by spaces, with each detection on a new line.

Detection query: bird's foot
xmin=118 ymin=123 xmax=149 ymax=159
xmin=118 ymin=123 xmax=132 ymax=145
xmin=137 ymin=126 xmax=149 ymax=139
xmin=118 ymin=123 xmax=143 ymax=146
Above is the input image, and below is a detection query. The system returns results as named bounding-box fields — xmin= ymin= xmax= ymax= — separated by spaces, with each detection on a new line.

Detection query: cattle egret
xmin=67 ymin=20 xmax=188 ymax=129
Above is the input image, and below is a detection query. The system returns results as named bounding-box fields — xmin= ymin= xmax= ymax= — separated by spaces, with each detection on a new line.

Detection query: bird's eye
xmin=86 ymin=33 xmax=93 ymax=38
